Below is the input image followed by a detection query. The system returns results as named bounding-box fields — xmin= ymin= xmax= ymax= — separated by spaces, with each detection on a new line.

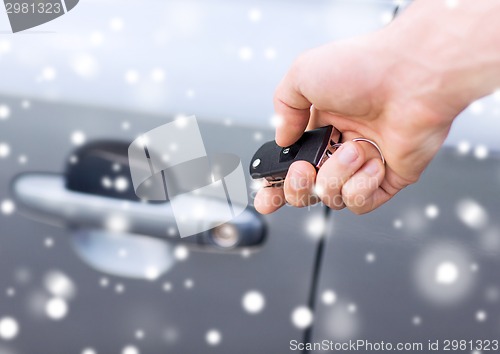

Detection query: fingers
xmin=254 ymin=185 xmax=286 ymax=214
xmin=273 ymin=55 xmax=312 ymax=147
xmin=254 ymin=135 xmax=388 ymax=215
xmin=284 ymin=160 xmax=319 ymax=207
xmin=315 ymin=141 xmax=367 ymax=210
xmin=341 ymin=158 xmax=386 ymax=214
xmin=253 ymin=161 xmax=319 ymax=214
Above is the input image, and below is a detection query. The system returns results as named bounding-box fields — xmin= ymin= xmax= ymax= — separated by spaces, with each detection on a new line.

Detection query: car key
xmin=249 ymin=125 xmax=342 ymax=186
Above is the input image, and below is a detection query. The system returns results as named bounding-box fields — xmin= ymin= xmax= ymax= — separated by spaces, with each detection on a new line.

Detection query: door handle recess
xmin=11 ymin=141 xmax=266 ymax=252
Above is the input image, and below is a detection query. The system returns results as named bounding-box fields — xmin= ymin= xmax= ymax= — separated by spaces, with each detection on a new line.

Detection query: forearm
xmin=380 ymin=0 xmax=500 ymax=118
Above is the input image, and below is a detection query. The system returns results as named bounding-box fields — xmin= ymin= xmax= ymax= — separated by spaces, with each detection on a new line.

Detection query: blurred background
xmin=1 ymin=0 xmax=500 ymax=353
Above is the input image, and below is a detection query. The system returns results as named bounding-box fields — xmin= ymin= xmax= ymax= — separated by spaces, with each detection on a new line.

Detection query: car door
xmin=0 ymin=95 xmax=326 ymax=354
xmin=310 ymin=147 xmax=500 ymax=352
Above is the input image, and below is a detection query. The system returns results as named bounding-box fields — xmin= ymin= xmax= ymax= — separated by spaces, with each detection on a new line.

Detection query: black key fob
xmin=249 ymin=125 xmax=342 ymax=185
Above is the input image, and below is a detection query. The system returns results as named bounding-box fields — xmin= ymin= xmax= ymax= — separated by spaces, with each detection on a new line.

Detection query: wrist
xmin=376 ymin=0 xmax=500 ymax=121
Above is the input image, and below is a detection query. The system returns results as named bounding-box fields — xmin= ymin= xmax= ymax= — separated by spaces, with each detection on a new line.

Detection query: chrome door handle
xmin=12 ymin=172 xmax=265 ymax=250
xmin=10 ymin=139 xmax=266 ymax=279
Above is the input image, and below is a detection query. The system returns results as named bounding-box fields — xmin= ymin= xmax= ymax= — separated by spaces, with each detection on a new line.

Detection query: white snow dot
xmin=248 ymin=8 xmax=262 ymax=22
xmin=135 ymin=329 xmax=145 ymax=340
xmin=174 ymin=115 xmax=188 ymax=128
xmin=412 ymin=316 xmax=422 ymax=326
xmin=21 ymin=100 xmax=30 ymax=109
xmin=110 ymin=18 xmax=124 ymax=32
xmin=425 ymin=204 xmax=440 ymax=219
xmin=485 ymin=286 xmax=499 ymax=302
xmin=18 ymin=155 xmax=27 ymax=164
xmin=45 ymin=297 xmax=68 ymax=320
xmin=435 ymin=261 xmax=459 ymax=285
xmin=150 ymin=68 xmax=165 ymax=82
xmin=347 ymin=303 xmax=357 ymax=313
xmin=101 ymin=176 xmax=112 ymax=189
xmin=476 ymin=310 xmax=487 ymax=322
xmin=41 ymin=66 xmax=56 ymax=81
xmin=14 ymin=267 xmax=31 ymax=285
xmin=291 ymin=306 xmax=313 ymax=329
xmin=121 ymin=345 xmax=139 ymax=354
xmin=393 ymin=219 xmax=403 ymax=229
xmin=321 ymin=290 xmax=337 ymax=305
xmin=118 ymin=249 xmax=127 ymax=258
xmin=89 ymin=31 xmax=104 ymax=46
xmin=44 ymin=270 xmax=75 ymax=299
xmin=186 ymin=89 xmax=195 ymax=98
xmin=6 ymin=288 xmax=15 ymax=297
xmin=44 ymin=237 xmax=54 ymax=248
xmin=0 ymin=317 xmax=19 ymax=340
xmin=239 ymin=47 xmax=253 ymax=61
xmin=144 ymin=266 xmax=160 ymax=280
xmin=494 ymin=89 xmax=500 ymax=102
xmin=0 ymin=40 xmax=11 ymax=54
xmin=469 ymin=100 xmax=484 ymax=115
xmin=167 ymin=227 xmax=177 ymax=237
xmin=71 ymin=54 xmax=99 ymax=79
xmin=0 ymin=105 xmax=10 ymax=120
xmin=206 ymin=329 xmax=221 ymax=346
xmin=445 ymin=0 xmax=459 ymax=8
xmin=162 ymin=282 xmax=172 ymax=292
xmin=457 ymin=199 xmax=488 ymax=229
xmin=114 ymin=177 xmax=129 ymax=192
xmin=270 ymin=114 xmax=283 ymax=128
xmin=121 ymin=121 xmax=130 ymax=130
xmin=474 ymin=145 xmax=489 ymax=160
xmin=81 ymin=348 xmax=97 ymax=354
xmin=306 ymin=216 xmax=325 ymax=238
xmin=241 ymin=249 xmax=251 ymax=258
xmin=184 ymin=279 xmax=194 ymax=289
xmin=380 ymin=11 xmax=393 ymax=24
xmin=125 ymin=70 xmax=140 ymax=84
xmin=71 ymin=131 xmax=86 ymax=146
xmin=264 ymin=48 xmax=276 ymax=60
xmin=0 ymin=143 xmax=11 ymax=158
xmin=365 ymin=252 xmax=376 ymax=263
xmin=174 ymin=245 xmax=189 ymax=261
xmin=242 ymin=291 xmax=265 ymax=314
xmin=105 ymin=214 xmax=129 ymax=233
xmin=99 ymin=278 xmax=109 ymax=287
xmin=1 ymin=199 xmax=15 ymax=215
xmin=82 ymin=348 xmax=97 ymax=354
xmin=457 ymin=140 xmax=471 ymax=155
xmin=115 ymin=283 xmax=125 ymax=293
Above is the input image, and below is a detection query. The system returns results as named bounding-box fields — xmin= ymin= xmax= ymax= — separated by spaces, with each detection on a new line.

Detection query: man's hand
xmin=255 ymin=0 xmax=500 ymax=215
xmin=254 ymin=39 xmax=450 ymax=214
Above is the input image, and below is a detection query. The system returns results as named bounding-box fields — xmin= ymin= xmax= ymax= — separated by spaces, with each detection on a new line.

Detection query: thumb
xmin=273 ymin=55 xmax=312 ymax=147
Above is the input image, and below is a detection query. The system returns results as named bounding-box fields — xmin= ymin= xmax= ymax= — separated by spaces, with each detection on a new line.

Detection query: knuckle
xmin=321 ymin=192 xmax=345 ymax=210
xmin=284 ymin=190 xmax=299 ymax=206
xmin=284 ymin=188 xmax=308 ymax=207
xmin=343 ymin=190 xmax=368 ymax=213
xmin=350 ymin=206 xmax=370 ymax=215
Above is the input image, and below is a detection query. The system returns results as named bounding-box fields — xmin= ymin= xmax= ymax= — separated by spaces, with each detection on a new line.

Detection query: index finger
xmin=273 ymin=55 xmax=312 ymax=147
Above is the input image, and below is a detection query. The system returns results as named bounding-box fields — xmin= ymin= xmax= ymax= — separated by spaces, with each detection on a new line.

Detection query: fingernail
xmin=289 ymin=169 xmax=309 ymax=190
xmin=337 ymin=144 xmax=358 ymax=165
xmin=364 ymin=160 xmax=379 ymax=177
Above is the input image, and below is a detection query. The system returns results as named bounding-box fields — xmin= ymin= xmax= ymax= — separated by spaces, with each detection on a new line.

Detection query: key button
xmin=279 ymin=144 xmax=300 ymax=163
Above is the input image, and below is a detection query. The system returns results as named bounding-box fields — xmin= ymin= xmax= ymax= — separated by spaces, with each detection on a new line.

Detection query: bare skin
xmin=254 ymin=0 xmax=500 ymax=215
